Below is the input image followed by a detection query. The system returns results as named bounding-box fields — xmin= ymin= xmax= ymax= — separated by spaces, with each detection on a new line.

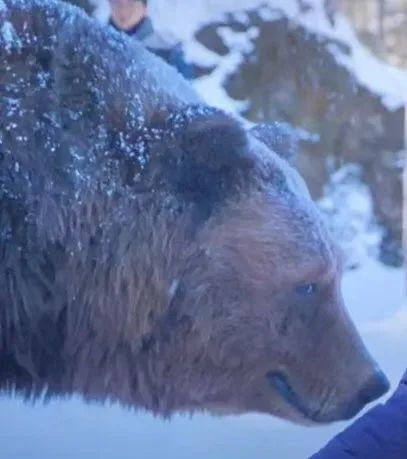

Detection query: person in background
xmin=108 ymin=0 xmax=192 ymax=79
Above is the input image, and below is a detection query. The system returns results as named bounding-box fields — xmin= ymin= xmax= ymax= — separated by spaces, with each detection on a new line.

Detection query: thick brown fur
xmin=0 ymin=0 xmax=388 ymax=423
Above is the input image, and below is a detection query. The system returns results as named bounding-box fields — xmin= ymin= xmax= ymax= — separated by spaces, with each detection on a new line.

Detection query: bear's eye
xmin=295 ymin=283 xmax=318 ymax=296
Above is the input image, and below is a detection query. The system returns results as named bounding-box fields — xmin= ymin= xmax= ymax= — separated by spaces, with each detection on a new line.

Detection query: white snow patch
xmin=184 ymin=40 xmax=221 ymax=68
xmin=319 ymin=164 xmax=382 ymax=268
xmin=0 ymin=21 xmax=22 ymax=50
xmin=362 ymin=307 xmax=407 ymax=338
xmin=192 ymin=26 xmax=259 ymax=112
xmin=218 ymin=26 xmax=259 ymax=51
xmin=257 ymin=5 xmax=285 ymax=21
xmin=194 ymin=74 xmax=246 ymax=113
xmin=193 ymin=26 xmax=259 ymax=111
xmin=232 ymin=10 xmax=250 ymax=25
xmin=343 ymin=257 xmax=404 ymax=325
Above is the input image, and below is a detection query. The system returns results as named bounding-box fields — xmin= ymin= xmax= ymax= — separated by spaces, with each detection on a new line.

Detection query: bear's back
xmin=0 ymin=0 xmax=200 ymax=248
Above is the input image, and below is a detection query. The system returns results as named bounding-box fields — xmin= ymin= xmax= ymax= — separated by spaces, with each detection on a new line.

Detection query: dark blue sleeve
xmin=169 ymin=44 xmax=193 ymax=80
xmin=311 ymin=372 xmax=407 ymax=459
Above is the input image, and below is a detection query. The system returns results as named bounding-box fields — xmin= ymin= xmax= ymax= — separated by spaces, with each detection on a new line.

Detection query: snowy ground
xmin=0 ymin=260 xmax=405 ymax=459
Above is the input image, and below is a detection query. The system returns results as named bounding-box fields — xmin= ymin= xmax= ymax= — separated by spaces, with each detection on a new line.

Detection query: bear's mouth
xmin=266 ymin=371 xmax=321 ymax=422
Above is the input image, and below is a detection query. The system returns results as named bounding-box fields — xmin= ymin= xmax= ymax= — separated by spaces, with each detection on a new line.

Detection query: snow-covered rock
xmin=146 ymin=0 xmax=407 ymax=111
xmin=79 ymin=0 xmax=407 ymax=266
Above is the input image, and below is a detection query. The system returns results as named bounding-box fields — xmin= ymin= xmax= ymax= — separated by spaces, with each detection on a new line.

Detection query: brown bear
xmin=0 ymin=0 xmax=389 ymax=424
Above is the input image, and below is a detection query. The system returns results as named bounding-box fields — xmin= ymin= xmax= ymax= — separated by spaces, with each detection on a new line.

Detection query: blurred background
xmin=72 ymin=0 xmax=407 ymax=268
xmin=1 ymin=1 xmax=406 ymax=458
xmin=339 ymin=0 xmax=407 ymax=68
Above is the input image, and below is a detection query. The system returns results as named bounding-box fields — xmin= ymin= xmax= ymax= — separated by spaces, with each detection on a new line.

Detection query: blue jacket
xmin=312 ymin=371 xmax=407 ymax=458
xmin=109 ymin=17 xmax=192 ymax=79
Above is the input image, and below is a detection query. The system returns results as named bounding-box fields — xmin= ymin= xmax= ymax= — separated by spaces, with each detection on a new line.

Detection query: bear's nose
xmin=357 ymin=369 xmax=390 ymax=405
xmin=343 ymin=369 xmax=390 ymax=419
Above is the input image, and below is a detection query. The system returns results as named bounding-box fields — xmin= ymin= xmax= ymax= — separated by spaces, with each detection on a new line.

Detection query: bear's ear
xmin=160 ymin=105 xmax=255 ymax=208
xmin=250 ymin=123 xmax=299 ymax=164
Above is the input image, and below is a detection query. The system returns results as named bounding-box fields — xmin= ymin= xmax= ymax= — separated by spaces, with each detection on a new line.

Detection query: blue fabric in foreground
xmin=311 ymin=371 xmax=407 ymax=459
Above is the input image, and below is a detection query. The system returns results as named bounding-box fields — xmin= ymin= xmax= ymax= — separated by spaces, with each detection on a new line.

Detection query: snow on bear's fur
xmin=0 ymin=0 xmax=388 ymax=424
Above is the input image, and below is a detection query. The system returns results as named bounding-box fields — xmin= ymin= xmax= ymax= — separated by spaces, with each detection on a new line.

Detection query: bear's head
xmin=135 ymin=105 xmax=389 ymax=424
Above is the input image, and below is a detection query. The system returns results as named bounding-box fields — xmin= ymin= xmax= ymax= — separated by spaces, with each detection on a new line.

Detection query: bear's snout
xmin=339 ymin=369 xmax=390 ymax=421
xmin=266 ymin=366 xmax=390 ymax=423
